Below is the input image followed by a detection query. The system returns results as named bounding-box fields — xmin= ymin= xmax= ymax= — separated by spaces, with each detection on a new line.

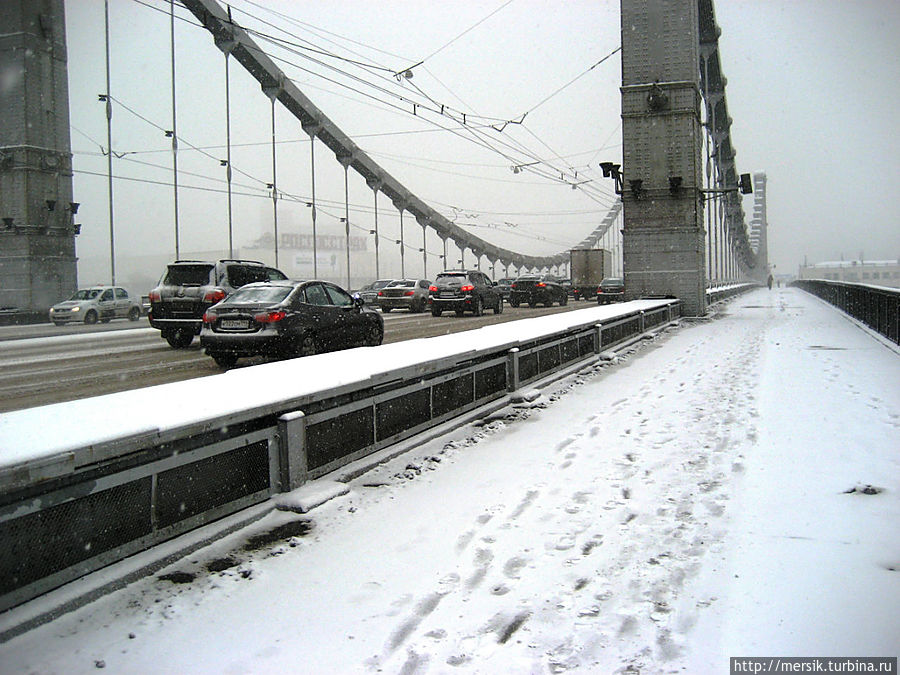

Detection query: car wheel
xmin=211 ymin=352 xmax=238 ymax=368
xmin=84 ymin=310 xmax=98 ymax=325
xmin=128 ymin=307 xmax=141 ymax=321
xmin=53 ymin=321 xmax=65 ymax=326
xmin=473 ymin=296 xmax=484 ymax=316
xmin=299 ymin=333 xmax=318 ymax=357
xmin=528 ymin=300 xmax=536 ymax=308
xmin=509 ymin=297 xmax=519 ymax=308
xmin=381 ymin=306 xmax=391 ymax=313
xmin=494 ymin=297 xmax=503 ymax=315
xmin=365 ymin=323 xmax=384 ymax=346
xmin=560 ymin=294 xmax=568 ymax=306
xmin=454 ymin=308 xmax=465 ymax=317
xmin=431 ymin=306 xmax=442 ymax=317
xmin=165 ymin=329 xmax=193 ymax=349
xmin=100 ymin=316 xmax=111 ymax=323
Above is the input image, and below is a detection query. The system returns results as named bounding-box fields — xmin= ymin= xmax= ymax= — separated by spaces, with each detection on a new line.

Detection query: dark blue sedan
xmin=200 ymin=280 xmax=384 ymax=368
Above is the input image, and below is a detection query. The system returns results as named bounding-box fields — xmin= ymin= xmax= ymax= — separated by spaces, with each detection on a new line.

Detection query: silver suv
xmin=49 ymin=286 xmax=142 ymax=325
xmin=148 ymin=259 xmax=287 ymax=348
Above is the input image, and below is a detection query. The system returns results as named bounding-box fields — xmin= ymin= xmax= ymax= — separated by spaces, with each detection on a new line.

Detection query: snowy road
xmin=0 ymin=303 xmax=586 ymax=412
xmin=2 ymin=287 xmax=897 ymax=673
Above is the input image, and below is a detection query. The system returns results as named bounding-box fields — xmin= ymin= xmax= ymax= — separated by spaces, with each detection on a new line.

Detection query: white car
xmin=49 ymin=286 xmax=143 ymax=325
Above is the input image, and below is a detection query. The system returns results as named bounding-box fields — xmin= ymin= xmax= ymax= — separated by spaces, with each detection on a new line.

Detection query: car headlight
xmin=71 ymin=306 xmax=81 ymax=313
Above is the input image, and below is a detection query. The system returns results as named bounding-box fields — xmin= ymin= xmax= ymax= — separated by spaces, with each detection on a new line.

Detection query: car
xmin=428 ymin=270 xmax=503 ymax=317
xmin=200 ymin=279 xmax=384 ymax=368
xmin=49 ymin=286 xmax=143 ymax=325
xmin=374 ymin=279 xmax=431 ymax=313
xmin=508 ymin=275 xmax=569 ymax=308
xmin=148 ymin=259 xmax=287 ymax=349
xmin=495 ymin=278 xmax=515 ymax=299
xmin=597 ymin=277 xmax=626 ymax=304
xmin=357 ymin=279 xmax=393 ymax=305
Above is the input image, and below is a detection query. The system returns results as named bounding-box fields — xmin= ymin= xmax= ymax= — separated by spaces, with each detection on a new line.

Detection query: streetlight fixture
xmin=510 ymin=160 xmax=540 ymax=174
xmin=599 ymin=162 xmax=623 ymax=194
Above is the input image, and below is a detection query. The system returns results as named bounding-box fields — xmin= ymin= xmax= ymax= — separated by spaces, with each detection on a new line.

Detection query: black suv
xmin=508 ymin=275 xmax=569 ymax=307
xmin=428 ymin=270 xmax=503 ymax=317
xmin=148 ymin=259 xmax=287 ymax=348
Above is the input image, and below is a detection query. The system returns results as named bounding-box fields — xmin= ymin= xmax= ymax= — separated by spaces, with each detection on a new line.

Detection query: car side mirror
xmin=352 ymin=293 xmax=364 ymax=308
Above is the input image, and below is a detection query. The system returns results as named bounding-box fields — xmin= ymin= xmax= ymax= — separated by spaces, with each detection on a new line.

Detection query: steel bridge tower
xmin=619 ymin=0 xmax=707 ymax=315
xmin=0 ymin=0 xmax=78 ymax=319
xmin=618 ymin=0 xmax=760 ymax=315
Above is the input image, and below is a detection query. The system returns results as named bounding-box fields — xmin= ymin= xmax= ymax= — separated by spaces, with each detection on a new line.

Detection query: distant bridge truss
xmin=698 ymin=0 xmax=761 ymax=280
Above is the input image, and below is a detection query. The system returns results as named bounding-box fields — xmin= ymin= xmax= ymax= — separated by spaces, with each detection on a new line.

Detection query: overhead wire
xmin=221 ymin=0 xmax=617 ymax=191
xmin=120 ymin=0 xmax=622 ymax=252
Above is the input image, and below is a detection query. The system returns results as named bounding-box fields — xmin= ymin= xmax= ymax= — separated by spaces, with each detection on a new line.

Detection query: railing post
xmin=277 ymin=410 xmax=307 ymax=492
xmin=506 ymin=347 xmax=520 ymax=392
xmin=639 ymin=310 xmax=646 ymax=333
xmin=594 ymin=323 xmax=603 ymax=354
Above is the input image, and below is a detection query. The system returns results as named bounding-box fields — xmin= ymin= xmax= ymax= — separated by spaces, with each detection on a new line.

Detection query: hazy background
xmin=62 ymin=0 xmax=900 ymax=291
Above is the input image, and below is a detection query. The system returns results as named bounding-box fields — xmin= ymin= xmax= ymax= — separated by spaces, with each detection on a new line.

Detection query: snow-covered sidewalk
xmin=2 ymin=287 xmax=897 ymax=674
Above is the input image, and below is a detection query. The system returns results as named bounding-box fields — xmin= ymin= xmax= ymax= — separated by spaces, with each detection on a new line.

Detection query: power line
xmin=112 ymin=0 xmax=621 ymax=254
xmin=418 ymin=0 xmax=516 ymax=66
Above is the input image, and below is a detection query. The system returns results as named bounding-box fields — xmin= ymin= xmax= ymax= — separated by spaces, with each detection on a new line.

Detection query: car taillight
xmin=255 ymin=310 xmax=286 ymax=323
xmin=536 ymin=282 xmax=546 ymax=287
xmin=202 ymin=312 xmax=215 ymax=323
xmin=460 ymin=284 xmax=474 ymax=292
xmin=148 ymin=290 xmax=161 ymax=303
xmin=429 ymin=285 xmax=438 ymax=293
xmin=203 ymin=288 xmax=226 ymax=303
xmin=404 ymin=290 xmax=415 ymax=296
xmin=378 ymin=290 xmax=385 ymax=296
xmin=511 ymin=283 xmax=517 ymax=289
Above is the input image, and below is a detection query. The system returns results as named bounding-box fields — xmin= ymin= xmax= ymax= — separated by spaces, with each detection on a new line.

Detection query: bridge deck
xmin=2 ymin=287 xmax=897 ymax=670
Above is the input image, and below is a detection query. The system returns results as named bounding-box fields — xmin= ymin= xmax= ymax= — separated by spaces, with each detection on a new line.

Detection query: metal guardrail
xmin=707 ymin=283 xmax=757 ymax=305
xmin=791 ymin=280 xmax=899 ymax=344
xmin=0 ymin=301 xmax=680 ymax=617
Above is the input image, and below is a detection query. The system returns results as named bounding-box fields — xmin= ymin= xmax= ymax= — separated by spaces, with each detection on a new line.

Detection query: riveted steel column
xmin=620 ymin=0 xmax=706 ymax=315
xmin=0 ymin=0 xmax=78 ymax=314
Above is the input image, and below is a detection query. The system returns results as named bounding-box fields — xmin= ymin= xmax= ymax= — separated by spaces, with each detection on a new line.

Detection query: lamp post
xmin=102 ymin=0 xmax=115 ymax=284
xmin=169 ymin=0 xmax=180 ymax=259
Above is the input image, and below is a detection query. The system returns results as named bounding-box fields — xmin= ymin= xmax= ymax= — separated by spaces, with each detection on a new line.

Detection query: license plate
xmin=440 ymin=291 xmax=456 ymax=298
xmin=221 ymin=319 xmax=247 ymax=330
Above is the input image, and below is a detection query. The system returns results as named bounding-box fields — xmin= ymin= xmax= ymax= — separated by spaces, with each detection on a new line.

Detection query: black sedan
xmin=200 ymin=280 xmax=384 ymax=368
xmin=597 ymin=277 xmax=625 ymax=304
xmin=508 ymin=275 xmax=569 ymax=307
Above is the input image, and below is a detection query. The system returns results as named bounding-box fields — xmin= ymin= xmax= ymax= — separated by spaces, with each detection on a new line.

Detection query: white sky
xmin=61 ymin=0 xmax=900 ymax=289
xmin=2 ymin=287 xmax=897 ymax=671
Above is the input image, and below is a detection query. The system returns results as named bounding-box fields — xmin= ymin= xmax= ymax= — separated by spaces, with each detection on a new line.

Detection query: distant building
xmin=798 ymin=259 xmax=900 ymax=289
